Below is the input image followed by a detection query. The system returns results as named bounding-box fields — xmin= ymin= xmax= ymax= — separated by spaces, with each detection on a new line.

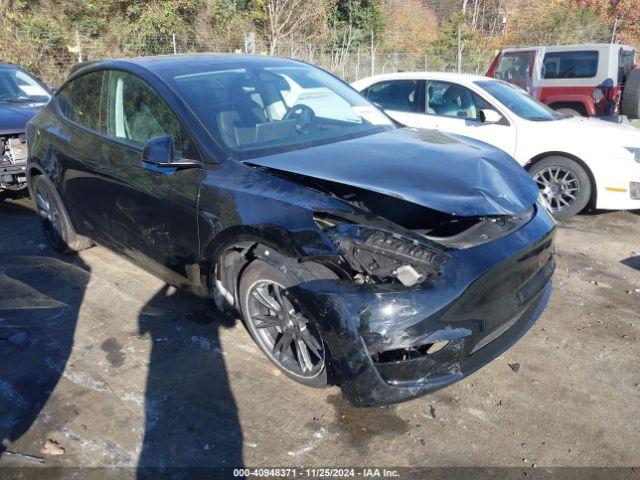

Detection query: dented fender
xmin=258 ymin=203 xmax=556 ymax=406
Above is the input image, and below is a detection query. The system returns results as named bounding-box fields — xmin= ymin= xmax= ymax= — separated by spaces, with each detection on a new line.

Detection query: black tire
xmin=529 ymin=156 xmax=592 ymax=221
xmin=622 ymin=69 xmax=640 ymax=119
xmin=238 ymin=258 xmax=336 ymax=388
xmin=554 ymin=107 xmax=584 ymax=117
xmin=32 ymin=175 xmax=93 ymax=253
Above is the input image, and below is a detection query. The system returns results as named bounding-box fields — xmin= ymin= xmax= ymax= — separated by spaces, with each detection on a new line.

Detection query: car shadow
xmin=621 ymin=256 xmax=640 ymax=272
xmin=0 ymin=199 xmax=89 ymax=459
xmin=136 ymin=284 xmax=244 ymax=476
xmin=1 ymin=200 xmax=244 ymax=474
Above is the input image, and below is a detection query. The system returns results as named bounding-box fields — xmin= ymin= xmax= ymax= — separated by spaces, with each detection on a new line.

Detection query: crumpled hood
xmin=0 ymin=102 xmax=44 ymax=135
xmin=247 ymin=128 xmax=539 ymax=216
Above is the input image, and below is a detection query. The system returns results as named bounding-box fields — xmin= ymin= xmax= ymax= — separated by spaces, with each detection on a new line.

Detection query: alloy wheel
xmin=34 ymin=184 xmax=63 ymax=244
xmin=533 ymin=166 xmax=580 ymax=213
xmin=246 ymin=280 xmax=325 ymax=379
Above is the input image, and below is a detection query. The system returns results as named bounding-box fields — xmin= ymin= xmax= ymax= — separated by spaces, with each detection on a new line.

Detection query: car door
xmin=96 ymin=70 xmax=205 ymax=284
xmin=424 ymin=80 xmax=517 ymax=156
xmin=47 ymin=70 xmax=108 ymax=237
xmin=489 ymin=48 xmax=545 ymax=98
xmin=362 ymin=79 xmax=434 ymax=128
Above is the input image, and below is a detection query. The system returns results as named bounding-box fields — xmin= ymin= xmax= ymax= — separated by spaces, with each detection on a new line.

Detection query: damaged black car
xmin=0 ymin=62 xmax=50 ymax=201
xmin=26 ymin=55 xmax=556 ymax=406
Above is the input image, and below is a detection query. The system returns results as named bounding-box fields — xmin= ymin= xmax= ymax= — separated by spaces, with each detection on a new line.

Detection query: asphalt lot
xmin=0 ymin=197 xmax=639 ymax=471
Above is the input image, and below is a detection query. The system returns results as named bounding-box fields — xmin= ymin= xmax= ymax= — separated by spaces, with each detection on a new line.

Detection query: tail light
xmin=593 ymin=87 xmax=617 ymax=103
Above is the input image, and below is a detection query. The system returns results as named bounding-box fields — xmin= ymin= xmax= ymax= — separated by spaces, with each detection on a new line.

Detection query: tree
xmin=263 ymin=0 xmax=330 ymax=54
xmin=574 ymin=0 xmax=640 ymax=44
xmin=380 ymin=0 xmax=438 ymax=53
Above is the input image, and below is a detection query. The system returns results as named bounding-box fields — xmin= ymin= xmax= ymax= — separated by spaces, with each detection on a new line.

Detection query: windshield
xmin=0 ymin=66 xmax=50 ymax=103
xmin=475 ymin=80 xmax=562 ymax=121
xmin=169 ymin=62 xmax=394 ymax=158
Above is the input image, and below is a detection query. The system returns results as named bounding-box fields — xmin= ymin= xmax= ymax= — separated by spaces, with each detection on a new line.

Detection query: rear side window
xmin=104 ymin=71 xmax=183 ymax=158
xmin=57 ymin=71 xmax=104 ymax=131
xmin=543 ymin=51 xmax=599 ymax=79
xmin=365 ymin=80 xmax=419 ymax=112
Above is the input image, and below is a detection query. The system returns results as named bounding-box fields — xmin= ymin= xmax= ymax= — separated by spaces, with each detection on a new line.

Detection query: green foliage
xmin=331 ymin=0 xmax=385 ymax=46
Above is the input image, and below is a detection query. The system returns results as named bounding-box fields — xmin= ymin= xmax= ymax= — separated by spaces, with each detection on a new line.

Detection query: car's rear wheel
xmin=239 ymin=259 xmax=335 ymax=388
xmin=32 ymin=175 xmax=92 ymax=253
xmin=529 ymin=156 xmax=591 ymax=220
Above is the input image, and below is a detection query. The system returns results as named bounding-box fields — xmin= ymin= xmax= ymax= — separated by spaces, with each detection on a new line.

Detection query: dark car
xmin=26 ymin=55 xmax=556 ymax=406
xmin=0 ymin=63 xmax=51 ymax=200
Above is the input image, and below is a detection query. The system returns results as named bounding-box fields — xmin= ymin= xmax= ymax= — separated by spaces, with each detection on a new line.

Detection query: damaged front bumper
xmin=289 ymin=203 xmax=556 ymax=407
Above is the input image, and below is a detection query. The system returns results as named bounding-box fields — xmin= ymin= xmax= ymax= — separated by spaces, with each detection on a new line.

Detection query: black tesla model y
xmin=26 ymin=55 xmax=556 ymax=406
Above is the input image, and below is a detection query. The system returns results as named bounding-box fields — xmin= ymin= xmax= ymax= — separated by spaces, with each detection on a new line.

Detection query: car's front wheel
xmin=529 ymin=156 xmax=591 ymax=220
xmin=239 ymin=259 xmax=335 ymax=388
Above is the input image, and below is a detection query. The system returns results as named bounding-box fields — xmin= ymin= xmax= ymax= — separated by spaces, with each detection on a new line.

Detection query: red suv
xmin=487 ymin=43 xmax=639 ymax=119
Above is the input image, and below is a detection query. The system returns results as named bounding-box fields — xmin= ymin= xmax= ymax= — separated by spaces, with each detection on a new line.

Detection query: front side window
xmin=168 ymin=62 xmax=393 ymax=158
xmin=494 ymin=52 xmax=535 ymax=90
xmin=104 ymin=71 xmax=183 ymax=158
xmin=365 ymin=80 xmax=419 ymax=112
xmin=0 ymin=66 xmax=50 ymax=104
xmin=477 ymin=80 xmax=562 ymax=121
xmin=543 ymin=51 xmax=599 ymax=79
xmin=57 ymin=71 xmax=104 ymax=131
xmin=426 ymin=81 xmax=491 ymax=119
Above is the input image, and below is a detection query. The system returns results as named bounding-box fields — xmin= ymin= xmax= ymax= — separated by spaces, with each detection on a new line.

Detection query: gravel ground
xmin=0 ymin=198 xmax=639 ymax=473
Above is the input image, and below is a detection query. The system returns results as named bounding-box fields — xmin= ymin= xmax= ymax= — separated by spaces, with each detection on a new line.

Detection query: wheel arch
xmin=525 ymin=151 xmax=598 ymax=207
xmin=546 ymin=101 xmax=590 ymax=116
xmin=27 ymin=163 xmax=45 ymax=199
xmin=200 ymin=225 xmax=342 ymax=311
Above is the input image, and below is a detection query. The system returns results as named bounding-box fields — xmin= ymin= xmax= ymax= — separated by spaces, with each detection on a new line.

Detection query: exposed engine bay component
xmin=1 ymin=135 xmax=28 ymax=194
xmin=325 ymin=223 xmax=450 ymax=286
xmin=372 ymin=340 xmax=451 ymax=364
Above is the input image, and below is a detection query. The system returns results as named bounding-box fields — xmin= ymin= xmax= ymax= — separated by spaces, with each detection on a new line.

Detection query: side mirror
xmin=141 ymin=135 xmax=203 ymax=173
xmin=142 ymin=135 xmax=174 ymax=167
xmin=478 ymin=109 xmax=502 ymax=124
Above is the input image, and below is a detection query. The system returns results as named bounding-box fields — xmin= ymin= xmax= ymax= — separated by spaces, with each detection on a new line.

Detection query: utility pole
xmin=611 ymin=17 xmax=618 ymax=44
xmin=75 ymin=30 xmax=83 ymax=63
xmin=370 ymin=31 xmax=375 ymax=76
xmin=172 ymin=33 xmax=177 ymax=54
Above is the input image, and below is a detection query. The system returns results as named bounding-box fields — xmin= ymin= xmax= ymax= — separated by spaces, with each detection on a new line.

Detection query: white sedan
xmin=352 ymin=72 xmax=640 ymax=219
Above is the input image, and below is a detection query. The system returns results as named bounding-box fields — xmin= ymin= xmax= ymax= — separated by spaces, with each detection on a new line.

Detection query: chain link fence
xmin=25 ymin=31 xmax=497 ymax=87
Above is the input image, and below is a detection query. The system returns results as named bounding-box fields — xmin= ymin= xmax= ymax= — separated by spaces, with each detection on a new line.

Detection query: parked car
xmin=26 ymin=55 xmax=555 ymax=406
xmin=485 ymin=43 xmax=639 ymax=119
xmin=0 ymin=62 xmax=51 ymax=201
xmin=352 ymin=72 xmax=640 ymax=219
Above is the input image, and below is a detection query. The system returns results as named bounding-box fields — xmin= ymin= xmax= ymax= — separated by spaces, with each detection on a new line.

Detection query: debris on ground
xmin=1 ymin=451 xmax=45 ymax=464
xmin=509 ymin=363 xmax=520 ymax=373
xmin=40 ymin=439 xmax=65 ymax=456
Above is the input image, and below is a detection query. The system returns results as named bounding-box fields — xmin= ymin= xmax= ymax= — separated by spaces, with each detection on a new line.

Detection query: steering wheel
xmin=283 ymin=104 xmax=316 ymax=133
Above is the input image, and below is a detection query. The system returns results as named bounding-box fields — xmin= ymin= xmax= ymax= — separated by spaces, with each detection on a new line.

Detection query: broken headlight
xmin=317 ymin=219 xmax=450 ymax=286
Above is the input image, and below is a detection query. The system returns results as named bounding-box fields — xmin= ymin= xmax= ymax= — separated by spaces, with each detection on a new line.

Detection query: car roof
xmin=75 ymin=54 xmax=309 ymax=80
xmin=64 ymin=54 xmax=325 ymax=89
xmin=352 ymin=71 xmax=490 ymax=87
xmin=502 ymin=43 xmax=634 ymax=53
